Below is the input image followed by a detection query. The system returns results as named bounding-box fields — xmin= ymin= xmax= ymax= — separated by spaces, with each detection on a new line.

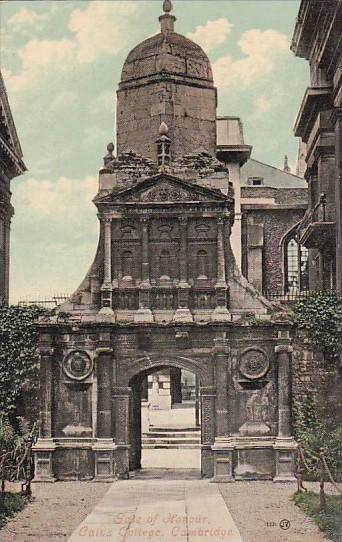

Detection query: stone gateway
xmin=34 ymin=1 xmax=297 ymax=482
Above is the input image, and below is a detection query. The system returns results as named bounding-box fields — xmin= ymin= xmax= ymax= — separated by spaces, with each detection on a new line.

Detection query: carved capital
xmin=213 ymin=338 xmax=230 ymax=355
xmin=39 ymin=347 xmax=54 ymax=358
xmin=275 ymin=344 xmax=293 ymax=354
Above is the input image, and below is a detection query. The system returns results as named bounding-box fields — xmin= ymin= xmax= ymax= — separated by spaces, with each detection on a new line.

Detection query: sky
xmin=0 ymin=0 xmax=310 ymax=302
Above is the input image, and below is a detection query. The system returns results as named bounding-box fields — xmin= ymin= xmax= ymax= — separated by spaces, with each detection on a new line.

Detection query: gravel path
xmin=0 ymin=482 xmax=109 ymax=542
xmin=219 ymin=481 xmax=337 ymax=542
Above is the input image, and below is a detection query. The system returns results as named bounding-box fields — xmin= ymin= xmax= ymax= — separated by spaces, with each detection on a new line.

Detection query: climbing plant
xmin=0 ymin=305 xmax=46 ymax=418
xmin=293 ymin=292 xmax=342 ymax=361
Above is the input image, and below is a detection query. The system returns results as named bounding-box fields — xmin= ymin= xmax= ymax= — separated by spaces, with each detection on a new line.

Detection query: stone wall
xmin=242 ymin=208 xmax=305 ymax=293
xmin=292 ymin=332 xmax=342 ymax=424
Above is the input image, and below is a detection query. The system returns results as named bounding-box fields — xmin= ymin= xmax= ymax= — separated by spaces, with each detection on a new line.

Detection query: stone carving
xmin=63 ymin=351 xmax=93 ymax=381
xmin=239 ymin=348 xmax=269 ymax=380
xmin=140 ymin=184 xmax=199 ymax=202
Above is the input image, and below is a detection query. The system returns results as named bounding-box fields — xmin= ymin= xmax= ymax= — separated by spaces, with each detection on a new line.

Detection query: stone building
xmin=0 ymin=71 xmax=26 ymax=305
xmin=34 ymin=1 xmax=297 ymax=482
xmin=291 ymin=0 xmax=342 ymax=294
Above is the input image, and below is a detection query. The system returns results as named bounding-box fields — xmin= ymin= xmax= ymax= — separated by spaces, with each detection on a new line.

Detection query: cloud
xmin=3 ymin=1 xmax=139 ymax=93
xmin=90 ymin=90 xmax=116 ymax=115
xmin=7 ymin=7 xmax=50 ymax=32
xmin=213 ymin=29 xmax=289 ymax=91
xmin=250 ymin=90 xmax=284 ymax=121
xmin=187 ymin=18 xmax=233 ymax=53
xmin=68 ymin=0 xmax=139 ymax=64
xmin=13 ymin=176 xmax=98 ymax=222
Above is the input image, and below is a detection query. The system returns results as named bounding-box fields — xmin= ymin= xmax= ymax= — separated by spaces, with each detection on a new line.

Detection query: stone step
xmin=144 ymin=431 xmax=200 ymax=438
xmin=141 ymin=442 xmax=201 ymax=450
xmin=142 ymin=438 xmax=200 ymax=445
xmin=148 ymin=425 xmax=201 ymax=433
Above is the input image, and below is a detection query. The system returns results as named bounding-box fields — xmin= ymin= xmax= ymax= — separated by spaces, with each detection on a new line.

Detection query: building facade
xmin=291 ymin=0 xmax=342 ymax=293
xmin=34 ymin=1 xmax=297 ymax=482
xmin=0 ymin=71 xmax=26 ymax=305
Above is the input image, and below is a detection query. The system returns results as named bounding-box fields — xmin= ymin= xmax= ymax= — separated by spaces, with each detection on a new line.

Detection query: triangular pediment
xmin=98 ymin=174 xmax=228 ymax=204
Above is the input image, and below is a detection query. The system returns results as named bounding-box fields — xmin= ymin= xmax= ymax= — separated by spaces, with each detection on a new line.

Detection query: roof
xmin=121 ymin=31 xmax=213 ymax=84
xmin=241 ymin=158 xmax=307 ymax=189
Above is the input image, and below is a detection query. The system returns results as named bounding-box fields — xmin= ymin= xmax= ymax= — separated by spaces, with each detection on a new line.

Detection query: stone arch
xmin=121 ymin=353 xmax=212 ymax=387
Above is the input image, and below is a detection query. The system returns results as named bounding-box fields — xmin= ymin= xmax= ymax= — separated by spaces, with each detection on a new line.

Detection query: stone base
xmin=273 ymin=437 xmax=297 ymax=482
xmin=32 ymin=439 xmax=56 ymax=482
xmin=172 ymin=307 xmax=193 ymax=323
xmin=211 ymin=306 xmax=231 ymax=322
xmin=134 ymin=308 xmax=154 ymax=323
xmin=212 ymin=438 xmax=235 ymax=482
xmin=92 ymin=439 xmax=117 ymax=481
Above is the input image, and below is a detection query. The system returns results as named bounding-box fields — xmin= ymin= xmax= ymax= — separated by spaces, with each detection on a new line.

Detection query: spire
xmin=159 ymin=0 xmax=176 ymax=34
xmin=283 ymin=155 xmax=291 ymax=173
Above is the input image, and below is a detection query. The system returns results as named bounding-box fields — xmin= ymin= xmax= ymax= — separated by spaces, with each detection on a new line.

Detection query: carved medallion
xmin=63 ymin=350 xmax=93 ymax=381
xmin=239 ymin=348 xmax=269 ymax=380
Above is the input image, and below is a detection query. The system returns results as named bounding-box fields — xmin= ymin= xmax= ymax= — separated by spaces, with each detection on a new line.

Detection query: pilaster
xmin=212 ymin=217 xmax=230 ymax=322
xmin=273 ymin=331 xmax=297 ymax=482
xmin=100 ymin=216 xmax=115 ymax=316
xmin=135 ymin=217 xmax=154 ymax=323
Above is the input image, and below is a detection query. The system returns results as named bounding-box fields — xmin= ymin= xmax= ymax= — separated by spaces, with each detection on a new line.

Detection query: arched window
xmin=196 ymin=250 xmax=209 ymax=279
xmin=284 ymin=237 xmax=308 ymax=292
xmin=121 ymin=250 xmax=134 ymax=279
xmin=159 ymin=249 xmax=171 ymax=278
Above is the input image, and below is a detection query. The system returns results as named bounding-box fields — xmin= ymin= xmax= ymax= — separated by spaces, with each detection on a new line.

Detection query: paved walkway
xmin=68 ymin=478 xmax=244 ymax=542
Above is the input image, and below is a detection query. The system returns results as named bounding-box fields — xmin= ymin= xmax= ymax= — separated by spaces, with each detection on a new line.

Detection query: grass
xmin=0 ymin=491 xmax=29 ymax=529
xmin=293 ymin=491 xmax=342 ymax=542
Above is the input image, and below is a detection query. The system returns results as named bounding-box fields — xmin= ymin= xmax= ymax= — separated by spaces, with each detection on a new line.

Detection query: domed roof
xmin=121 ymin=31 xmax=213 ymax=84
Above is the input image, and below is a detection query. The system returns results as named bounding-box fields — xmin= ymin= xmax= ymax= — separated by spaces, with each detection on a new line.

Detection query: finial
xmin=107 ymin=142 xmax=114 ymax=154
xmin=283 ymin=155 xmax=290 ymax=173
xmin=159 ymin=121 xmax=169 ymax=136
xmin=159 ymin=0 xmax=176 ymax=33
xmin=104 ymin=142 xmax=115 ymax=167
xmin=163 ymin=0 xmax=173 ymax=13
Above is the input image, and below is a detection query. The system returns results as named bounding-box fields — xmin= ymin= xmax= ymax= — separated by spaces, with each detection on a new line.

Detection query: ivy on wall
xmin=0 ymin=306 xmax=45 ymax=418
xmin=293 ymin=292 xmax=342 ymax=361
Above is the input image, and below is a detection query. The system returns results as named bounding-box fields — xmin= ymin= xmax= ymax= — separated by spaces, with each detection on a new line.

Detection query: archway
xmin=120 ymin=355 xmax=213 ymax=478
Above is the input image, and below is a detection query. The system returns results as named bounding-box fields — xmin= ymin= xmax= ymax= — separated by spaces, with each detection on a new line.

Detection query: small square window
xmin=248 ymin=177 xmax=264 ymax=186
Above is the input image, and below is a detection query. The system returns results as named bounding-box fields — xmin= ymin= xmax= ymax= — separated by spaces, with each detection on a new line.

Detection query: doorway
xmin=129 ymin=365 xmax=201 ymax=477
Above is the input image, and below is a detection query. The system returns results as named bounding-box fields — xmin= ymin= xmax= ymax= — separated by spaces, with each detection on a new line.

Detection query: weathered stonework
xmin=34 ymin=1 xmax=297 ymax=482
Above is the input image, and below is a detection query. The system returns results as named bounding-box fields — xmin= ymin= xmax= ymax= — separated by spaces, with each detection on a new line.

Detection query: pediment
xmin=99 ymin=174 xmax=227 ymax=204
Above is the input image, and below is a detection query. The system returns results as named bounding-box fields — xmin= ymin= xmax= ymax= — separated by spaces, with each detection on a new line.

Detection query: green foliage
xmin=0 ymin=492 xmax=29 ymax=529
xmin=0 ymin=305 xmax=46 ymax=416
xmin=293 ymin=395 xmax=342 ymax=481
xmin=294 ymin=492 xmax=342 ymax=542
xmin=293 ymin=292 xmax=342 ymax=360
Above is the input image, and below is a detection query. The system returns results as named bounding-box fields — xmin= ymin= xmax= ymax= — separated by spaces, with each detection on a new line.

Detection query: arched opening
xmin=196 ymin=249 xmax=209 ymax=279
xmin=121 ymin=250 xmax=134 ymax=279
xmin=128 ymin=364 xmax=202 ymax=478
xmin=282 ymin=226 xmax=309 ymax=293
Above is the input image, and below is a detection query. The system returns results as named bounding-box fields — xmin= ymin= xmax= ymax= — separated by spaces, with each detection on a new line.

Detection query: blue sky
xmin=0 ymin=0 xmax=309 ymax=302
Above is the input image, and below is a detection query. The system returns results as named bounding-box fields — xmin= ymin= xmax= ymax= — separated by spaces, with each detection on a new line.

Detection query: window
xmin=284 ymin=237 xmax=309 ymax=292
xmin=247 ymin=176 xmax=264 ymax=186
xmin=196 ymin=250 xmax=209 ymax=279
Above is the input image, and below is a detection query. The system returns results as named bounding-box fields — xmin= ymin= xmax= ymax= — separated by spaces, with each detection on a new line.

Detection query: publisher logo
xmin=280 ymin=519 xmax=291 ymax=530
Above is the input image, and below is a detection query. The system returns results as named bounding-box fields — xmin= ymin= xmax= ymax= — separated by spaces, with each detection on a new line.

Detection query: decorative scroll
xmin=239 ymin=348 xmax=269 ymax=380
xmin=63 ymin=350 xmax=93 ymax=381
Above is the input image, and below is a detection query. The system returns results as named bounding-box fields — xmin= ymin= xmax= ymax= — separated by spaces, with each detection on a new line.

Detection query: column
xmin=273 ymin=330 xmax=296 ymax=482
xmin=33 ymin=346 xmax=56 ymax=482
xmin=334 ymin=111 xmax=342 ymax=295
xmin=174 ymin=217 xmax=193 ymax=322
xmin=93 ymin=348 xmax=116 ymax=480
xmin=100 ymin=216 xmax=114 ymax=315
xmin=135 ymin=217 xmax=154 ymax=323
xmin=214 ymin=338 xmax=230 ymax=437
xmin=212 ymin=336 xmax=234 ymax=482
xmin=96 ymin=348 xmax=113 ymax=439
xmin=212 ymin=217 xmax=230 ymax=321
xmin=200 ymin=385 xmax=216 ymax=478
xmin=113 ymin=387 xmax=131 ymax=478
